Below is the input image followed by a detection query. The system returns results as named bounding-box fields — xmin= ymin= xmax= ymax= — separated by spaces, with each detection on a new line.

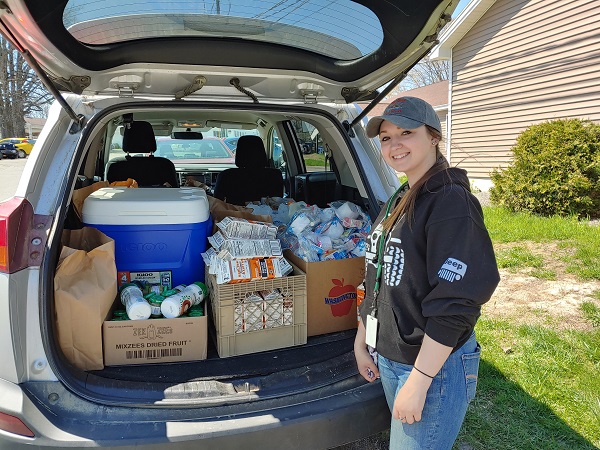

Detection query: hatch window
xmin=63 ymin=0 xmax=383 ymax=60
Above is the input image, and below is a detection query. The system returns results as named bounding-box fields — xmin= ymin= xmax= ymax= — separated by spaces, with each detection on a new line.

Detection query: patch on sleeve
xmin=438 ymin=258 xmax=467 ymax=282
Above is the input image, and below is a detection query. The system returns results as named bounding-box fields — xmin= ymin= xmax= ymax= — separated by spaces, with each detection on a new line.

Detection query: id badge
xmin=365 ymin=314 xmax=378 ymax=348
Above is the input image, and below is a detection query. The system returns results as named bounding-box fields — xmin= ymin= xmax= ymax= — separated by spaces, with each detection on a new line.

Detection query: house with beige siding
xmin=357 ymin=80 xmax=450 ymax=169
xmin=359 ymin=81 xmax=449 ymax=141
xmin=430 ymin=0 xmax=600 ymax=190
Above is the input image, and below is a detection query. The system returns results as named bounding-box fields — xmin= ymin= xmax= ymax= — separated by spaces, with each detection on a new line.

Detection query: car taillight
xmin=0 ymin=411 xmax=35 ymax=437
xmin=0 ymin=197 xmax=35 ymax=273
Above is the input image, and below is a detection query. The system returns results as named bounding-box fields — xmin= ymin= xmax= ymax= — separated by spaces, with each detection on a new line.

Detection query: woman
xmin=355 ymin=96 xmax=500 ymax=449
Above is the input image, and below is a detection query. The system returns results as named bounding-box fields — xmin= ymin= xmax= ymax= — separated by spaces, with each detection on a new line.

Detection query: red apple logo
xmin=325 ymin=278 xmax=357 ymax=317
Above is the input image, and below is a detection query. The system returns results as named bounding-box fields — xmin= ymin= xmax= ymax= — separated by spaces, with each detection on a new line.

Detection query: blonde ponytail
xmin=381 ymin=154 xmax=448 ymax=231
xmin=381 ymin=126 xmax=447 ymax=232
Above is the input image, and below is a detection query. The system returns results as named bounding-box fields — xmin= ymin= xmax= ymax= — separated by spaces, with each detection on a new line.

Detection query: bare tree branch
xmin=1 ymin=36 xmax=52 ymax=137
xmin=387 ymin=57 xmax=450 ymax=97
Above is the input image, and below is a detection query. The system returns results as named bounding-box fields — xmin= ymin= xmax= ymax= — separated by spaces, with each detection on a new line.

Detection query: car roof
xmin=0 ymin=0 xmax=454 ymax=103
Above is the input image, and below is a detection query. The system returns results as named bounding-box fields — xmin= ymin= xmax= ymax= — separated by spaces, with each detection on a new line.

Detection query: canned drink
xmin=161 ymin=285 xmax=186 ymax=298
xmin=161 ymin=282 xmax=208 ymax=319
xmin=187 ymin=305 xmax=204 ymax=317
xmin=146 ymin=293 xmax=165 ymax=318
xmin=112 ymin=309 xmax=129 ymax=320
xmin=120 ymin=282 xmax=152 ymax=320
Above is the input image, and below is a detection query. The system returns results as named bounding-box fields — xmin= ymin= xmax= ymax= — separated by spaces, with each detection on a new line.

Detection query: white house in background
xmin=429 ymin=0 xmax=600 ymax=191
xmin=0 ymin=118 xmax=46 ymax=139
xmin=24 ymin=117 xmax=46 ymax=138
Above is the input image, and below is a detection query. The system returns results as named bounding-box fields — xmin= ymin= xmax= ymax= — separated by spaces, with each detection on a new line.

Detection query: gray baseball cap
xmin=365 ymin=96 xmax=442 ymax=138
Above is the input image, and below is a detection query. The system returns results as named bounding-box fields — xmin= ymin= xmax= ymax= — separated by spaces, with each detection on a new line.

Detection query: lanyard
xmin=371 ymin=182 xmax=407 ymax=316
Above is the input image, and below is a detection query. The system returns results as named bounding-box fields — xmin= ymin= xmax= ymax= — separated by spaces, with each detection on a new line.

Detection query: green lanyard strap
xmin=371 ymin=182 xmax=408 ymax=312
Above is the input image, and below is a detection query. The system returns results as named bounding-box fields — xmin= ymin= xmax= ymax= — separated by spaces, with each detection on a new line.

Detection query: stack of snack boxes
xmin=203 ymin=217 xmax=307 ymax=357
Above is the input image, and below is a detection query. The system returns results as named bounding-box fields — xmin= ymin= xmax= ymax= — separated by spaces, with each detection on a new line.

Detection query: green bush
xmin=490 ymin=119 xmax=600 ymax=219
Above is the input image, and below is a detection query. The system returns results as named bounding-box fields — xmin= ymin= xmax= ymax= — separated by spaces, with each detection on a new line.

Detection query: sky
xmin=453 ymin=0 xmax=471 ymax=17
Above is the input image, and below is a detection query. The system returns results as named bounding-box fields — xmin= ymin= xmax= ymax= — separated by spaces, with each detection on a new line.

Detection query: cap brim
xmin=365 ymin=115 xmax=426 ymax=138
xmin=365 ymin=117 xmax=384 ymax=138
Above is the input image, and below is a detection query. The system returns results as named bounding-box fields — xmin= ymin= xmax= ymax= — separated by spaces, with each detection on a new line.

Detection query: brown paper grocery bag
xmin=71 ymin=181 xmax=109 ymax=219
xmin=208 ymin=196 xmax=273 ymax=233
xmin=54 ymin=227 xmax=117 ymax=371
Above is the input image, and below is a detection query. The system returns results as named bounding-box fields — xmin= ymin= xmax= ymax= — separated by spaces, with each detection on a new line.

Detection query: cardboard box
xmin=284 ymin=251 xmax=365 ymax=336
xmin=103 ymin=315 xmax=207 ymax=366
xmin=117 ymin=270 xmax=173 ymax=295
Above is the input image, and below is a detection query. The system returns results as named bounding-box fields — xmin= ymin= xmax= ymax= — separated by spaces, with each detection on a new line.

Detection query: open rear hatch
xmin=0 ymin=1 xmax=453 ymax=105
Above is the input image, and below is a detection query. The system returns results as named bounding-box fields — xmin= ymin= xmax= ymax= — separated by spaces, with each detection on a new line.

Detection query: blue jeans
xmin=378 ymin=333 xmax=481 ymax=450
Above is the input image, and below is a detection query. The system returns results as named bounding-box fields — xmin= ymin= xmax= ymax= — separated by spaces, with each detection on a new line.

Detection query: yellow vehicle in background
xmin=0 ymin=138 xmax=34 ymax=158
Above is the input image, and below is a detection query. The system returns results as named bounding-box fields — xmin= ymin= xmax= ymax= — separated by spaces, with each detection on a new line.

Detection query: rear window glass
xmin=107 ymin=122 xmax=259 ymax=162
xmin=63 ymin=0 xmax=383 ymax=60
xmin=155 ymin=139 xmax=232 ymax=160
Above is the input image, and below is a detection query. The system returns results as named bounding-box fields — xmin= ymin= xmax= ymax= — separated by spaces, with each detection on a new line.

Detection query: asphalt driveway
xmin=0 ymin=157 xmax=27 ymax=201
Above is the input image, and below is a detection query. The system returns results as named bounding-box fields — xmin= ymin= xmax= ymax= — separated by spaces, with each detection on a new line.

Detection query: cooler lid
xmin=82 ymin=187 xmax=211 ymax=225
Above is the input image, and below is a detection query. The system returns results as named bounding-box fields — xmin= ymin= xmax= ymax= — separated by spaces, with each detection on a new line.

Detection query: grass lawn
xmin=455 ymin=207 xmax=600 ymax=449
xmin=303 ymin=153 xmax=327 ymax=166
xmin=457 ymin=317 xmax=600 ymax=449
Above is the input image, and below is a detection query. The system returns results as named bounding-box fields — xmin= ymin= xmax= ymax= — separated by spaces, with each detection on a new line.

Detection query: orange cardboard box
xmin=284 ymin=251 xmax=365 ymax=337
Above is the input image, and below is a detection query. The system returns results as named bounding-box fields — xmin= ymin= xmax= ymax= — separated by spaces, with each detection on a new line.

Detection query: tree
xmin=0 ymin=36 xmax=52 ymax=138
xmin=387 ymin=57 xmax=449 ymax=97
xmin=490 ymin=119 xmax=600 ymax=219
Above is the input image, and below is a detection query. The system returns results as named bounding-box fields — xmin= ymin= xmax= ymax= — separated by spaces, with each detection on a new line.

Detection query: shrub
xmin=490 ymin=119 xmax=600 ymax=219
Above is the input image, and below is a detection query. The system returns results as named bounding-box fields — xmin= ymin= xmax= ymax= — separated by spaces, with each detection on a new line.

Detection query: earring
xmin=431 ymin=140 xmax=438 ymax=145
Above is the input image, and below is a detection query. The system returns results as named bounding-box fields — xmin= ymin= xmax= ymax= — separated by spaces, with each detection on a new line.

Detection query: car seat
xmin=213 ymin=135 xmax=284 ymax=205
xmin=294 ymin=171 xmax=340 ymax=208
xmin=106 ymin=121 xmax=179 ymax=187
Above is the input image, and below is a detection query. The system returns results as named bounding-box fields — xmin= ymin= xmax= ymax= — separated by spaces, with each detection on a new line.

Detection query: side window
xmin=108 ymin=125 xmax=125 ymax=161
xmin=291 ymin=120 xmax=327 ymax=170
xmin=271 ymin=130 xmax=286 ymax=173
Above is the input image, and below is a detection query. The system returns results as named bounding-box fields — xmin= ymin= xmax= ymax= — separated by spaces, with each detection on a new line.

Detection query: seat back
xmin=106 ymin=121 xmax=179 ymax=187
xmin=213 ymin=135 xmax=284 ymax=205
xmin=294 ymin=171 xmax=340 ymax=208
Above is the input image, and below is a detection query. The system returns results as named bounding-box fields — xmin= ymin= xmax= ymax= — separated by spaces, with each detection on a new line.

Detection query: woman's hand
xmin=393 ymin=334 xmax=453 ymax=424
xmin=354 ymin=322 xmax=379 ymax=382
xmin=392 ymin=371 xmax=432 ymax=424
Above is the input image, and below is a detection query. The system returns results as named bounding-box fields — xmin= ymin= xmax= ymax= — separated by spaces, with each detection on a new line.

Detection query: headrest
xmin=123 ymin=121 xmax=157 ymax=154
xmin=234 ymin=135 xmax=268 ymax=169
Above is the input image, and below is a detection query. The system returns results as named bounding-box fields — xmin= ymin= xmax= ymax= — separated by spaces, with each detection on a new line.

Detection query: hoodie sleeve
xmin=421 ymin=196 xmax=500 ymax=348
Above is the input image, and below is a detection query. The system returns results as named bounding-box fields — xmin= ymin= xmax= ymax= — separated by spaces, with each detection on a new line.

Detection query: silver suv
xmin=0 ymin=1 xmax=454 ymax=448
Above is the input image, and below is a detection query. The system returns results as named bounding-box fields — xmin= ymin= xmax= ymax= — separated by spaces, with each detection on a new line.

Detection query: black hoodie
xmin=359 ymin=168 xmax=500 ymax=364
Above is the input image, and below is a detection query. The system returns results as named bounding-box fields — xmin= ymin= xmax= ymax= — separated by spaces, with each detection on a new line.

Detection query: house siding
xmin=449 ymin=0 xmax=600 ymax=180
xmin=439 ymin=110 xmax=448 ymax=145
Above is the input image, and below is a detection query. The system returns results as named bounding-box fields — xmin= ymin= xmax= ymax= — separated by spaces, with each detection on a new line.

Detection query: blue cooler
xmin=82 ymin=187 xmax=212 ymax=292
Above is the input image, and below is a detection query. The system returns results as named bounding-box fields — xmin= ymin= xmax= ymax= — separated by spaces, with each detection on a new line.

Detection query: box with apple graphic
xmin=284 ymin=251 xmax=365 ymax=337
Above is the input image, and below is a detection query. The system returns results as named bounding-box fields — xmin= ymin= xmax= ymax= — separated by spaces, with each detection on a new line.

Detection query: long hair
xmin=381 ymin=126 xmax=449 ymax=232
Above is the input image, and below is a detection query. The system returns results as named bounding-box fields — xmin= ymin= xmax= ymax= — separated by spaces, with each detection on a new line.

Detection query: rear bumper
xmin=0 ymin=377 xmax=390 ymax=449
